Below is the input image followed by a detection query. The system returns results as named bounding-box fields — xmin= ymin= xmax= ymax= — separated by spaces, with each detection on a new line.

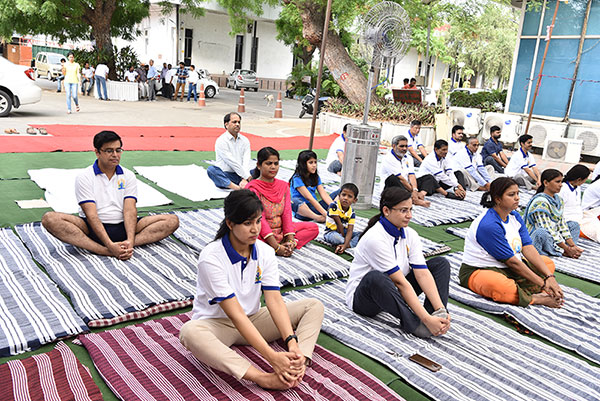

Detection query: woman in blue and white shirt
xmin=345 ymin=186 xmax=451 ymax=337
xmin=179 ymin=189 xmax=324 ymax=390
xmin=460 ymin=177 xmax=564 ymax=307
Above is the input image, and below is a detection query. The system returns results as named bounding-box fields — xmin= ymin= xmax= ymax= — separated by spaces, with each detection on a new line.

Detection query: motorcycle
xmin=299 ymin=88 xmax=330 ymax=118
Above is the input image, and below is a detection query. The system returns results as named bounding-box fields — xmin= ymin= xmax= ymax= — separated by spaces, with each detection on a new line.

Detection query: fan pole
xmin=308 ymin=0 xmax=334 ymax=151
xmin=363 ymin=66 xmax=375 ymax=125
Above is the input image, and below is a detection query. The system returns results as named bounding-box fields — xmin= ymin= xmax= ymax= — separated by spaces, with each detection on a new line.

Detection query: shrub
xmin=323 ymin=98 xmax=437 ymax=126
xmin=448 ymin=89 xmax=507 ymax=112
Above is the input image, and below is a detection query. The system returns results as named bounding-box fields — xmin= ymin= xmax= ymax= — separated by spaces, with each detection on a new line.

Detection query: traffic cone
xmin=274 ymin=92 xmax=283 ymax=118
xmin=197 ymin=83 xmax=206 ymax=107
xmin=238 ymin=88 xmax=246 ymax=113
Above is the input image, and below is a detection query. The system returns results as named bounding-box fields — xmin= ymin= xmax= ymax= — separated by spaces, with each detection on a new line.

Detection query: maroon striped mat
xmin=78 ymin=312 xmax=405 ymax=401
xmin=0 ymin=342 xmax=102 ymax=401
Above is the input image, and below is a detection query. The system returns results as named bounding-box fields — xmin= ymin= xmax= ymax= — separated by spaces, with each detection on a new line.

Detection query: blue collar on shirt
xmin=566 ymin=181 xmax=576 ymax=192
xmin=391 ymin=149 xmax=405 ymax=162
xmin=435 ymin=152 xmax=442 ymax=162
xmin=379 ymin=216 xmax=405 ymax=240
xmin=520 ymin=148 xmax=528 ymax=158
xmin=407 ymin=129 xmax=415 ymax=141
xmin=341 ymin=133 xmax=346 ymax=141
xmin=451 ymin=137 xmax=458 ymax=143
xmin=222 ymin=233 xmax=257 ymax=271
xmin=93 ymin=160 xmax=123 ymax=175
xmin=465 ymin=145 xmax=474 ymax=160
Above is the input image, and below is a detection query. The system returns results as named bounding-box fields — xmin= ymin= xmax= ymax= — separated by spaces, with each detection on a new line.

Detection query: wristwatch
xmin=284 ymin=334 xmax=298 ymax=347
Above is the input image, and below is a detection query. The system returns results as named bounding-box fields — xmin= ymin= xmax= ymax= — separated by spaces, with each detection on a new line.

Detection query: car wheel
xmin=0 ymin=90 xmax=13 ymax=117
xmin=36 ymin=69 xmax=40 ymax=79
xmin=47 ymin=72 xmax=53 ymax=81
xmin=234 ymin=82 xmax=239 ymax=90
xmin=253 ymin=87 xmax=258 ymax=92
xmin=205 ymin=86 xmax=216 ymax=98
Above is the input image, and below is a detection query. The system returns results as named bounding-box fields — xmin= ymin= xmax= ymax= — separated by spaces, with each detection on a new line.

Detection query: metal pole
xmin=425 ymin=18 xmax=431 ymax=87
xmin=308 ymin=0 xmax=333 ymax=151
xmin=564 ymin=0 xmax=592 ymax=121
xmin=524 ymin=0 xmax=561 ymax=136
xmin=363 ymin=66 xmax=375 ymax=125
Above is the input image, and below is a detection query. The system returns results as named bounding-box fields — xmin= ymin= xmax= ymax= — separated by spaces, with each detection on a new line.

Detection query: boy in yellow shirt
xmin=324 ymin=183 xmax=360 ymax=253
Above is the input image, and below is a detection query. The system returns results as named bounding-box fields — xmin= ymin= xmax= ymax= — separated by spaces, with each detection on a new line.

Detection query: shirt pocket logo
xmin=255 ymin=265 xmax=262 ymax=284
xmin=117 ymin=179 xmax=125 ymax=190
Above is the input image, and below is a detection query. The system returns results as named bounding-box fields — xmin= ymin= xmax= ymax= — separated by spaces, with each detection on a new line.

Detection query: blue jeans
xmin=327 ymin=160 xmax=342 ymax=174
xmin=292 ymin=188 xmax=340 ymax=221
xmin=65 ymin=83 xmax=79 ymax=111
xmin=207 ymin=165 xmax=242 ymax=189
xmin=352 ymin=257 xmax=450 ymax=334
xmin=187 ymin=83 xmax=197 ymax=102
xmin=95 ymin=76 xmax=108 ymax=100
xmin=81 ymin=78 xmax=94 ymax=95
xmin=530 ymin=221 xmax=580 ymax=256
xmin=56 ymin=75 xmax=64 ymax=91
xmin=484 ymin=155 xmax=504 ymax=174
xmin=323 ymin=228 xmax=360 ymax=248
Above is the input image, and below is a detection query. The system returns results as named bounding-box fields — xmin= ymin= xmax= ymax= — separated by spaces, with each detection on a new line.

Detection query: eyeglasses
xmin=100 ymin=148 xmax=124 ymax=154
xmin=391 ymin=206 xmax=412 ymax=214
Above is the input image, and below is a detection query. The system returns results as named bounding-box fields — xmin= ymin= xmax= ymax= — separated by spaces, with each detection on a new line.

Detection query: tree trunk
xmin=87 ymin=0 xmax=118 ymax=80
xmin=292 ymin=0 xmax=373 ymax=105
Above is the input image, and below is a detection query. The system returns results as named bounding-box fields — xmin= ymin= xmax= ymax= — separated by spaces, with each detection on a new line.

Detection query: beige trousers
xmin=460 ymin=165 xmax=496 ymax=191
xmin=179 ymin=298 xmax=324 ymax=380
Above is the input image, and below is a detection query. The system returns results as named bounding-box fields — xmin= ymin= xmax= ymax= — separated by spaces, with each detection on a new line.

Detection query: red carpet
xmin=0 ymin=125 xmax=337 ymax=153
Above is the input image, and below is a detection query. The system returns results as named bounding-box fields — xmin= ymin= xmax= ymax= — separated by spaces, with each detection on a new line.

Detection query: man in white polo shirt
xmin=207 ymin=112 xmax=252 ymax=189
xmin=325 ymin=124 xmax=348 ymax=175
xmin=419 ymin=139 xmax=467 ymax=200
xmin=505 ymin=134 xmax=540 ymax=190
xmin=450 ymin=136 xmax=495 ymax=191
xmin=447 ymin=125 xmax=465 ymax=160
xmin=406 ymin=119 xmax=428 ymax=167
xmin=41 ymin=131 xmax=179 ymax=260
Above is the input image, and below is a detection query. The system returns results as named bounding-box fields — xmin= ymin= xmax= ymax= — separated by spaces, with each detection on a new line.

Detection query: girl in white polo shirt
xmin=345 ymin=186 xmax=451 ymax=338
xmin=460 ymin=177 xmax=564 ymax=307
xmin=179 ymin=190 xmax=324 ymax=390
xmin=558 ymin=164 xmax=590 ymax=233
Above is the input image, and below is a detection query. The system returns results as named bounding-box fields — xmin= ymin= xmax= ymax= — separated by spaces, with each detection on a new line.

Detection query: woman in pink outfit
xmin=246 ymin=147 xmax=318 ymax=256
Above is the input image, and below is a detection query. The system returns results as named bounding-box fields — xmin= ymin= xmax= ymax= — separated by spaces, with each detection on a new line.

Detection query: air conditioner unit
xmin=480 ymin=113 xmax=522 ymax=144
xmin=449 ymin=107 xmax=481 ymax=137
xmin=528 ymin=120 xmax=567 ymax=148
xmin=542 ymin=138 xmax=582 ymax=164
xmin=572 ymin=126 xmax=600 ymax=157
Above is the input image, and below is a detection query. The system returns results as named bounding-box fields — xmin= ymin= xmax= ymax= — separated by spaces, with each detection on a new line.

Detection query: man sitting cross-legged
xmin=42 ymin=130 xmax=179 ymax=260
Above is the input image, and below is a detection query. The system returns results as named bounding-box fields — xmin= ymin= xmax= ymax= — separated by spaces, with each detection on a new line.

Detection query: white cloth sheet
xmin=28 ymin=168 xmax=172 ymax=214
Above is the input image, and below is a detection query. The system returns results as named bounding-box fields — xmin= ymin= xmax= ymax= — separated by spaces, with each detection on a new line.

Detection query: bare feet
xmin=532 ymin=293 xmax=563 ymax=308
xmin=414 ymin=198 xmax=431 ymax=208
xmin=244 ymin=369 xmax=295 ymax=390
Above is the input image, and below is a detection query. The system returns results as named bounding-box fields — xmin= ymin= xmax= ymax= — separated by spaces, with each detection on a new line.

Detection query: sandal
xmin=4 ymin=128 xmax=18 ymax=134
xmin=76 ymin=105 xmax=80 ymax=112
xmin=26 ymin=127 xmax=37 ymax=135
xmin=38 ymin=127 xmax=48 ymax=135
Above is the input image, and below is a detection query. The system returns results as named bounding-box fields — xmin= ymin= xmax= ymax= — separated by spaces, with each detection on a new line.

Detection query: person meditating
xmin=345 ymin=186 xmax=451 ymax=338
xmin=459 ymin=177 xmax=564 ymax=307
xmin=41 ymin=131 xmax=179 ymax=260
xmin=179 ymin=189 xmax=324 ymax=390
xmin=524 ymin=169 xmax=583 ymax=259
xmin=290 ymin=150 xmax=338 ymax=222
xmin=246 ymin=147 xmax=319 ymax=257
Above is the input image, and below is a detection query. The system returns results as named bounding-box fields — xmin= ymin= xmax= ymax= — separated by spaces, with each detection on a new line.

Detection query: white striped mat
xmin=313 ymin=215 xmax=451 ymax=258
xmin=0 ymin=228 xmax=87 ymax=356
xmin=283 ymin=280 xmax=600 ymax=401
xmin=170 ymin=208 xmax=351 ymax=287
xmin=443 ymin=252 xmax=600 ymax=365
xmin=15 ymin=222 xmax=198 ymax=327
xmin=134 ymin=164 xmax=231 ymax=201
xmin=446 ymin=226 xmax=600 ymax=284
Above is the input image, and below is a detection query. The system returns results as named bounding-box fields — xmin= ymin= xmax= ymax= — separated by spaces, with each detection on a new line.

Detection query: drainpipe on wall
xmin=175 ymin=4 xmax=180 ymax=63
xmin=564 ymin=0 xmax=592 ymax=122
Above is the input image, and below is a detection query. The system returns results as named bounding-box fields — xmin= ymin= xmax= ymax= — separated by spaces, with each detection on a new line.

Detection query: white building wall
xmin=389 ymin=49 xmax=449 ymax=90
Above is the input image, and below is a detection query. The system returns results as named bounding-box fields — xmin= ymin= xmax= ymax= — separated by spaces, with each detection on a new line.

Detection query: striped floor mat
xmin=171 ymin=208 xmax=352 ymax=287
xmin=283 ymin=280 xmax=600 ymax=401
xmin=443 ymin=252 xmax=600 ymax=365
xmin=0 ymin=342 xmax=103 ymax=401
xmin=77 ymin=312 xmax=406 ymax=401
xmin=446 ymin=226 xmax=600 ymax=284
xmin=16 ymin=222 xmax=198 ymax=327
xmin=313 ymin=215 xmax=451 ymax=258
xmin=0 ymin=228 xmax=87 ymax=357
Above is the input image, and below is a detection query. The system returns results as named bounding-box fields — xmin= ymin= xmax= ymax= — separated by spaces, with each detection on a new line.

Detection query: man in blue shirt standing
xmin=481 ymin=125 xmax=509 ymax=173
xmin=146 ymin=59 xmax=158 ymax=101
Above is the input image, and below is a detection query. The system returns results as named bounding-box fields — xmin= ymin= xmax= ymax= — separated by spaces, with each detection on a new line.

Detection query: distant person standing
xmin=94 ymin=61 xmax=109 ymax=101
xmin=63 ymin=52 xmax=80 ymax=114
xmin=174 ymin=62 xmax=188 ymax=101
xmin=135 ymin=63 xmax=149 ymax=99
xmin=146 ymin=59 xmax=158 ymax=101
xmin=165 ymin=64 xmax=176 ymax=100
xmin=186 ymin=65 xmax=199 ymax=102
xmin=56 ymin=58 xmax=66 ymax=92
xmin=481 ymin=125 xmax=509 ymax=174
xmin=80 ymin=62 xmax=95 ymax=96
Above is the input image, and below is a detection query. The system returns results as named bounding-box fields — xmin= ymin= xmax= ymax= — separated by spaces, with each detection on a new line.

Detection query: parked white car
xmin=0 ymin=56 xmax=42 ymax=117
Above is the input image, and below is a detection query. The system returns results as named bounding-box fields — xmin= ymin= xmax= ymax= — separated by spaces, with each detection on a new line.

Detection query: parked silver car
xmin=35 ymin=52 xmax=64 ymax=81
xmin=226 ymin=69 xmax=259 ymax=91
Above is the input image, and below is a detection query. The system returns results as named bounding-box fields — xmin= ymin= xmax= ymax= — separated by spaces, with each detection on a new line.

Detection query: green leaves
xmin=323 ymin=97 xmax=437 ymax=125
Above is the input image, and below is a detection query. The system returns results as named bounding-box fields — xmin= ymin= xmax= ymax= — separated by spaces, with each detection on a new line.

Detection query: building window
xmin=234 ymin=35 xmax=244 ymax=70
xmin=250 ymin=37 xmax=259 ymax=72
xmin=184 ymin=29 xmax=193 ymax=66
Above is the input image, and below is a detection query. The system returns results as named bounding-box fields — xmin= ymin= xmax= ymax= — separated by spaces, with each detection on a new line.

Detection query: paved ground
xmin=1 ymin=78 xmax=318 ymax=138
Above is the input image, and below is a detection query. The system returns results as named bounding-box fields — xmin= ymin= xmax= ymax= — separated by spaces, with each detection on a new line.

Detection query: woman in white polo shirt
xmin=460 ymin=177 xmax=563 ymax=307
xmin=558 ymin=164 xmax=589 ymax=234
xmin=179 ymin=190 xmax=324 ymax=390
xmin=345 ymin=186 xmax=451 ymax=338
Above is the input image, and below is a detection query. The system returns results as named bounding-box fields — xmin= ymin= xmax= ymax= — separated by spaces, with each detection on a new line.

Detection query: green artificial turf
xmin=1 ymin=149 xmax=599 ymax=401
